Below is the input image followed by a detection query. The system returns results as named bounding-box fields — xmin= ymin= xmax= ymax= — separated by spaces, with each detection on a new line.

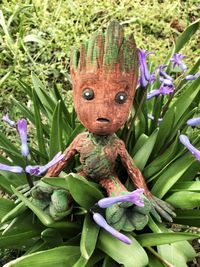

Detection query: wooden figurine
xmin=40 ymin=21 xmax=175 ymax=230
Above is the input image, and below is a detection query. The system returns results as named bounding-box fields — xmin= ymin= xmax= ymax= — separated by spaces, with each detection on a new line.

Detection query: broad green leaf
xmin=11 ymin=186 xmax=54 ymax=226
xmin=49 ymin=100 xmax=63 ymax=158
xmin=32 ymin=89 xmax=47 ymax=162
xmin=143 ymin=136 xmax=178 ymax=178
xmin=131 ymin=133 xmax=148 ymax=156
xmin=73 ymin=256 xmax=88 ymax=267
xmin=175 ymin=210 xmax=200 ymax=227
xmin=175 ymin=19 xmax=200 ymax=53
xmin=80 ymin=213 xmax=99 ymax=260
xmin=166 ymin=191 xmax=200 ymax=209
xmin=136 ymin=232 xmax=199 ymax=247
xmin=157 ymin=241 xmax=196 ymax=267
xmin=102 ymin=256 xmax=118 ymax=267
xmin=42 ymin=177 xmax=69 ymax=190
xmin=151 ymin=153 xmax=195 ymax=198
xmin=67 ymin=173 xmax=103 ymax=209
xmin=41 ymin=228 xmax=63 ymax=247
xmin=4 ymin=246 xmax=80 ymax=267
xmin=134 ymin=128 xmax=158 ymax=170
xmin=0 ymin=198 xmax=15 ymax=221
xmin=170 ymin=181 xmax=200 ymax=192
xmin=1 ymin=202 xmax=27 ymax=223
xmin=98 ymin=231 xmax=148 ymax=267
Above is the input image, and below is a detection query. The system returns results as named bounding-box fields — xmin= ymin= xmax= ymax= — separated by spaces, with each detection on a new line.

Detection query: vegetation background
xmin=0 ymin=0 xmax=199 ymax=117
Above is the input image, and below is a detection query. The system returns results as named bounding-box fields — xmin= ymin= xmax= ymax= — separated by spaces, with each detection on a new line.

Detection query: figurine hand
xmin=105 ymin=195 xmax=151 ymax=232
xmin=31 ymin=181 xmax=72 ymax=221
xmin=147 ymin=194 xmax=176 ymax=222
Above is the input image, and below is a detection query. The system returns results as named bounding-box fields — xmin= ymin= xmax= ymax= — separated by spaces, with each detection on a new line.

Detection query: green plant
xmin=0 ymin=19 xmax=200 ymax=267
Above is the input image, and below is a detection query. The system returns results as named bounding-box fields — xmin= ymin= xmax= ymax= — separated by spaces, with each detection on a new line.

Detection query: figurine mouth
xmin=97 ymin=117 xmax=110 ymax=123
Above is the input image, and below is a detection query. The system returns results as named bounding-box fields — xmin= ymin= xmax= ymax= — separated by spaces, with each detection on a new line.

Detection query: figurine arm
xmin=117 ymin=139 xmax=176 ymax=222
xmin=46 ymin=134 xmax=82 ymax=177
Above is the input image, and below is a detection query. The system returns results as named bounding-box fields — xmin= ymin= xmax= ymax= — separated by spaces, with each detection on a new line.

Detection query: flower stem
xmin=147 ymin=246 xmax=175 ymax=267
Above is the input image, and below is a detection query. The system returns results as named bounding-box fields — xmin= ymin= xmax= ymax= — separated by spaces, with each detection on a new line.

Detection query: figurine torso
xmin=76 ymin=132 xmax=119 ymax=180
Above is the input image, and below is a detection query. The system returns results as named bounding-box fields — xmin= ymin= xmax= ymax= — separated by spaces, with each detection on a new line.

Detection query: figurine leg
xmin=31 ymin=181 xmax=72 ymax=221
xmin=99 ymin=176 xmax=151 ymax=232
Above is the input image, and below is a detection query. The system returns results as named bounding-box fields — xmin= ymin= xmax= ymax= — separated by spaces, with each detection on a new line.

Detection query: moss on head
xmin=71 ymin=20 xmax=138 ymax=74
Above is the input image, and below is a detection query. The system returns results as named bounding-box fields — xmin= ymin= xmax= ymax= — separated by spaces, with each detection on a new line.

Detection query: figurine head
xmin=70 ymin=21 xmax=139 ymax=135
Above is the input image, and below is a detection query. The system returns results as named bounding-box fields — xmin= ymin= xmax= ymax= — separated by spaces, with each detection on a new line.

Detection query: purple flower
xmin=92 ymin=212 xmax=132 ymax=244
xmin=2 ymin=114 xmax=16 ymax=127
xmin=17 ymin=119 xmax=29 ymax=157
xmin=159 ymin=65 xmax=174 ymax=86
xmin=0 ymin=163 xmax=23 ymax=173
xmin=25 ymin=152 xmax=65 ymax=175
xmin=185 ymin=72 xmax=200 ymax=81
xmin=179 ymin=134 xmax=200 ymax=161
xmin=138 ymin=49 xmax=154 ymax=88
xmin=171 ymin=53 xmax=187 ymax=72
xmin=147 ymin=114 xmax=163 ymax=124
xmin=98 ymin=189 xmax=144 ymax=208
xmin=187 ymin=117 xmax=200 ymax=127
xmin=147 ymin=84 xmax=174 ymax=100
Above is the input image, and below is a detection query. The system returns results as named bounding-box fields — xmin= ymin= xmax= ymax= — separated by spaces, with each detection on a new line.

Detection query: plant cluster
xmin=0 ymin=17 xmax=199 ymax=266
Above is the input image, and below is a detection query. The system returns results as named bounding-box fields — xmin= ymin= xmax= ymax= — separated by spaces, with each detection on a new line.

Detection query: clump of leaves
xmin=0 ymin=20 xmax=199 ymax=267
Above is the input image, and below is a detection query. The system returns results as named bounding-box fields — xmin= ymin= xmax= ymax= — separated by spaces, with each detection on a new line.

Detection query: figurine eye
xmin=82 ymin=88 xmax=94 ymax=100
xmin=115 ymin=91 xmax=128 ymax=104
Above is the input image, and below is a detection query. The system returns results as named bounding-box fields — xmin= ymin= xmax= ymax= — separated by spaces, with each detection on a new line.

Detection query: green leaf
xmin=11 ymin=186 xmax=54 ymax=226
xmin=0 ymin=212 xmax=41 ymax=249
xmin=151 ymin=153 xmax=195 ymax=198
xmin=31 ymin=72 xmax=56 ymax=115
xmin=32 ymin=89 xmax=47 ymax=162
xmin=134 ymin=128 xmax=158 ymax=171
xmin=170 ymin=181 xmax=200 ymax=192
xmin=42 ymin=177 xmax=69 ymax=190
xmin=131 ymin=133 xmax=148 ymax=156
xmin=143 ymin=136 xmax=178 ymax=178
xmin=41 ymin=228 xmax=63 ymax=247
xmin=49 ymin=100 xmax=63 ymax=158
xmin=98 ymin=231 xmax=148 ymax=267
xmin=166 ymin=191 xmax=200 ymax=209
xmin=0 ymin=198 xmax=15 ymax=221
xmin=136 ymin=232 xmax=199 ymax=247
xmin=1 ymin=202 xmax=27 ymax=223
xmin=175 ymin=210 xmax=200 ymax=227
xmin=154 ymin=76 xmax=200 ymax=154
xmin=67 ymin=174 xmax=103 ymax=209
xmin=175 ymin=19 xmax=200 ymax=53
xmin=4 ymin=246 xmax=80 ymax=267
xmin=73 ymin=256 xmax=88 ymax=267
xmin=157 ymin=241 xmax=196 ymax=267
xmin=80 ymin=213 xmax=99 ymax=260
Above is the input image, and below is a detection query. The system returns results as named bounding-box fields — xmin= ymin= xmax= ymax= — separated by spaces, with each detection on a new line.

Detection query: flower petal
xmin=93 ymin=212 xmax=132 ymax=244
xmin=187 ymin=117 xmax=200 ymax=127
xmin=17 ymin=119 xmax=29 ymax=157
xmin=98 ymin=189 xmax=144 ymax=208
xmin=2 ymin=114 xmax=16 ymax=127
xmin=179 ymin=134 xmax=200 ymax=161
xmin=0 ymin=163 xmax=23 ymax=173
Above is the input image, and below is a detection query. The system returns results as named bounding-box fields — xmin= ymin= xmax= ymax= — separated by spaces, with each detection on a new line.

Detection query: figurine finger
xmin=153 ymin=197 xmax=176 ymax=217
xmin=153 ymin=202 xmax=173 ymax=222
xmin=150 ymin=205 xmax=162 ymax=223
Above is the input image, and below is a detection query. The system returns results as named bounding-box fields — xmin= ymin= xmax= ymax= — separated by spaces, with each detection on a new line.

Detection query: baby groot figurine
xmin=32 ymin=21 xmax=175 ymax=231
